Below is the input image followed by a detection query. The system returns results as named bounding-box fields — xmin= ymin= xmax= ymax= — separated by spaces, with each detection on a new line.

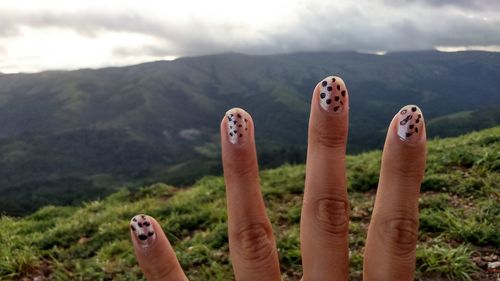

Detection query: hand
xmin=129 ymin=76 xmax=427 ymax=281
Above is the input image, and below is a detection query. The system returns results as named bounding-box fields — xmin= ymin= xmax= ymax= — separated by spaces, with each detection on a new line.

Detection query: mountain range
xmin=1 ymin=50 xmax=499 ymax=215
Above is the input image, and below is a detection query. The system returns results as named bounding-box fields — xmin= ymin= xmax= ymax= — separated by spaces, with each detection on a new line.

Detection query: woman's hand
xmin=129 ymin=76 xmax=427 ymax=281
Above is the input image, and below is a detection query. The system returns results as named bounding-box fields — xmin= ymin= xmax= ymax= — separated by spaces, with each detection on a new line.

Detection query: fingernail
xmin=396 ymin=105 xmax=424 ymax=143
xmin=225 ymin=108 xmax=250 ymax=145
xmin=318 ymin=76 xmax=348 ymax=113
xmin=130 ymin=214 xmax=156 ymax=248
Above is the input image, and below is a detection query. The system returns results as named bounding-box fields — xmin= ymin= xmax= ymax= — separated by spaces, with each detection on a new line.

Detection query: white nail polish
xmin=397 ymin=105 xmax=424 ymax=143
xmin=319 ymin=76 xmax=347 ymax=113
xmin=226 ymin=110 xmax=249 ymax=145
xmin=130 ymin=214 xmax=156 ymax=248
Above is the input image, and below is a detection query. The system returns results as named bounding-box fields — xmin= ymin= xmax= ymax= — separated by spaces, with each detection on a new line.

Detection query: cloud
xmin=113 ymin=46 xmax=166 ymax=57
xmin=0 ymin=10 xmax=164 ymax=37
xmin=384 ymin=0 xmax=500 ymax=10
xmin=1 ymin=0 xmax=500 ymax=72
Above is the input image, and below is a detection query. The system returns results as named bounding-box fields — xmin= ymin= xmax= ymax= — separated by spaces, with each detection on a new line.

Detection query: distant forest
xmin=1 ymin=50 xmax=499 ymax=215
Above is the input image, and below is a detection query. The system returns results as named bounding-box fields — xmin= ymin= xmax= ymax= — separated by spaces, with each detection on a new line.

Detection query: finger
xmin=364 ymin=105 xmax=426 ymax=281
xmin=130 ymin=214 xmax=189 ymax=281
xmin=220 ymin=108 xmax=281 ymax=281
xmin=301 ymin=76 xmax=350 ymax=280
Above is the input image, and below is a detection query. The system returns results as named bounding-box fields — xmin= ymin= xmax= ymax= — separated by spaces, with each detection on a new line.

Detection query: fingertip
xmin=381 ymin=105 xmax=427 ymax=184
xmin=220 ymin=107 xmax=260 ymax=186
xmin=308 ymin=75 xmax=349 ymax=152
xmin=129 ymin=214 xmax=188 ymax=281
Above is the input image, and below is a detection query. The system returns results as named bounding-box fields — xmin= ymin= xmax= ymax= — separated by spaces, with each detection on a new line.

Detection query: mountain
xmin=1 ymin=50 xmax=500 ymax=215
xmin=426 ymin=104 xmax=500 ymax=137
xmin=1 ymin=127 xmax=499 ymax=280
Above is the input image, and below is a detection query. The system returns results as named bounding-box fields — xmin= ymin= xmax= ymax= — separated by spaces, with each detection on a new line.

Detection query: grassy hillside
xmin=1 ymin=50 xmax=500 ymax=215
xmin=426 ymin=104 xmax=500 ymax=138
xmin=0 ymin=127 xmax=499 ymax=281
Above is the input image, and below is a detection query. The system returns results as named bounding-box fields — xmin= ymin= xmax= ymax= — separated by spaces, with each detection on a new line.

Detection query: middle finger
xmin=301 ymin=76 xmax=350 ymax=280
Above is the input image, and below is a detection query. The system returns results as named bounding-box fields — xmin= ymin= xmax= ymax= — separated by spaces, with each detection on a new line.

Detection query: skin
xmin=130 ymin=76 xmax=427 ymax=281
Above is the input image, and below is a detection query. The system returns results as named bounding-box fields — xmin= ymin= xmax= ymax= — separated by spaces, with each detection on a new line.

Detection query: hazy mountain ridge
xmin=0 ymin=50 xmax=499 ymax=215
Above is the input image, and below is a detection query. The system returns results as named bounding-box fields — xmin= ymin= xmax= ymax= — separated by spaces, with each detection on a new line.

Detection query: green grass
xmin=1 ymin=127 xmax=499 ymax=280
xmin=416 ymin=243 xmax=477 ymax=281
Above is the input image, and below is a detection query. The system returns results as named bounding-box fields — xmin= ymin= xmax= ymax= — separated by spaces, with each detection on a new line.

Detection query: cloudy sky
xmin=1 ymin=0 xmax=499 ymax=73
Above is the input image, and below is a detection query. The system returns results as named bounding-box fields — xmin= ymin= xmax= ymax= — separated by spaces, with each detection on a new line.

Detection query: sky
xmin=1 ymin=0 xmax=500 ymax=73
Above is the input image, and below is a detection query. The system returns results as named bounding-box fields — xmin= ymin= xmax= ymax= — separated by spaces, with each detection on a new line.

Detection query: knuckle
xmin=225 ymin=159 xmax=257 ymax=179
xmin=233 ymin=222 xmax=275 ymax=263
xmin=146 ymin=258 xmax=184 ymax=281
xmin=379 ymin=217 xmax=419 ymax=257
xmin=390 ymin=161 xmax=425 ymax=183
xmin=153 ymin=267 xmax=181 ymax=281
xmin=314 ymin=197 xmax=349 ymax=236
xmin=387 ymin=147 xmax=426 ymax=183
xmin=312 ymin=127 xmax=347 ymax=150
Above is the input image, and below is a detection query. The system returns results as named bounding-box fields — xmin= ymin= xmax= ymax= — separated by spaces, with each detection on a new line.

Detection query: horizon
xmin=1 ymin=0 xmax=500 ymax=73
xmin=1 ymin=48 xmax=498 ymax=75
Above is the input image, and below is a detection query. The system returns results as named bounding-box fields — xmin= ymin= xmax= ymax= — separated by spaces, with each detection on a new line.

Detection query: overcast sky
xmin=1 ymin=0 xmax=499 ymax=73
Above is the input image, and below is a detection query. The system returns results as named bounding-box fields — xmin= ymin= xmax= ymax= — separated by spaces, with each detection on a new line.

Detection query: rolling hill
xmin=1 ymin=50 xmax=500 ymax=215
xmin=0 ymin=127 xmax=498 ymax=280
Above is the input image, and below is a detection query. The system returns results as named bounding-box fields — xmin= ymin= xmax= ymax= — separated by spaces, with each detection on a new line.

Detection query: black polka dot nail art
xmin=226 ymin=109 xmax=249 ymax=144
xmin=318 ymin=76 xmax=348 ymax=113
xmin=130 ymin=214 xmax=156 ymax=247
xmin=397 ymin=105 xmax=424 ymax=142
